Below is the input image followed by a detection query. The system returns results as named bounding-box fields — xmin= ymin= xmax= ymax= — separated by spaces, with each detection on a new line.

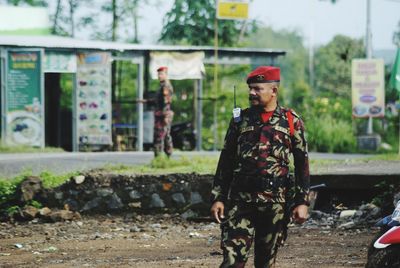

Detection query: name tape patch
xmin=240 ymin=126 xmax=254 ymax=134
xmin=274 ymin=126 xmax=289 ymax=135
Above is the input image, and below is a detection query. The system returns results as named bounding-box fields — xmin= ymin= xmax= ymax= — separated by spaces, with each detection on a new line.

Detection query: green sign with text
xmin=5 ymin=49 xmax=43 ymax=147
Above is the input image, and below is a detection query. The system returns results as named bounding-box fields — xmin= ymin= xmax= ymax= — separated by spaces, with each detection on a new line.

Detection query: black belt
xmin=232 ymin=173 xmax=289 ymax=192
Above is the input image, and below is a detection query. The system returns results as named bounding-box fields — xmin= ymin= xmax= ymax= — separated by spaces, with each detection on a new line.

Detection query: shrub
xmin=306 ymin=114 xmax=357 ymax=153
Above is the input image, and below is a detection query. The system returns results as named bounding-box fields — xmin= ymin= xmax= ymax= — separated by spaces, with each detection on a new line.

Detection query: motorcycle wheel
xmin=367 ymin=227 xmax=391 ymax=258
xmin=366 ymin=244 xmax=400 ymax=268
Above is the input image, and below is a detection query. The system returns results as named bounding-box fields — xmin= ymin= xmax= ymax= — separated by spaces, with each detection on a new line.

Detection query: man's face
xmin=248 ymin=82 xmax=277 ymax=107
xmin=157 ymin=71 xmax=167 ymax=82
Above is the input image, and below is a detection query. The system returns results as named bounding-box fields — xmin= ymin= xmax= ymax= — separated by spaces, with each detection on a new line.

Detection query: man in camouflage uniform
xmin=210 ymin=66 xmax=310 ymax=268
xmin=153 ymin=66 xmax=174 ymax=157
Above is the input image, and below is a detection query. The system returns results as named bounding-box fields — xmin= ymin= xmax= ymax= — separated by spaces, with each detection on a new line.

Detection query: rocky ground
xmin=0 ymin=213 xmax=377 ymax=268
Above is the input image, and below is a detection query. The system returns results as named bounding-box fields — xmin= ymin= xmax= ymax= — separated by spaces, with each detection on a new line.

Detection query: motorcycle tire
xmin=367 ymin=227 xmax=391 ymax=258
xmin=366 ymin=244 xmax=400 ymax=268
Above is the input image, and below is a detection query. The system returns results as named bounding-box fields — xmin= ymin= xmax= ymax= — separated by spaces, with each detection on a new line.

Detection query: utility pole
xmin=213 ymin=18 xmax=219 ymax=151
xmin=366 ymin=0 xmax=372 ymax=59
xmin=366 ymin=0 xmax=373 ymax=134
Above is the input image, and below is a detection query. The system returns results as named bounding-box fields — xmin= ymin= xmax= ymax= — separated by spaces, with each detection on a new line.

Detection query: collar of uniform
xmin=273 ymin=105 xmax=283 ymax=117
xmin=251 ymin=105 xmax=283 ymax=125
xmin=247 ymin=105 xmax=284 ymax=125
xmin=269 ymin=106 xmax=284 ymax=125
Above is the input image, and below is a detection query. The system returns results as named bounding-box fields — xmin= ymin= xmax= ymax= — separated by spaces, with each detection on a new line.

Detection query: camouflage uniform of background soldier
xmin=210 ymin=66 xmax=310 ymax=268
xmin=153 ymin=66 xmax=174 ymax=157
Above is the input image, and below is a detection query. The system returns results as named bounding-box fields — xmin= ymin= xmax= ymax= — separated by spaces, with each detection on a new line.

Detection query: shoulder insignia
xmin=282 ymin=107 xmax=300 ymax=118
xmin=289 ymin=109 xmax=300 ymax=118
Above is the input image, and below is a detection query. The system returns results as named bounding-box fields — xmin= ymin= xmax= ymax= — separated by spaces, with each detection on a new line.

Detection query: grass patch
xmin=0 ymin=170 xmax=79 ymax=208
xmin=364 ymin=154 xmax=400 ymax=161
xmin=38 ymin=170 xmax=80 ymax=188
xmin=105 ymin=154 xmax=399 ymax=176
xmin=105 ymin=155 xmax=220 ymax=175
xmin=0 ymin=143 xmax=64 ymax=153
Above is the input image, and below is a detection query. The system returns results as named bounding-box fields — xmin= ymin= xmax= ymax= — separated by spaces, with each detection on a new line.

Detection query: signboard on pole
xmin=217 ymin=0 xmax=249 ymax=20
xmin=76 ymin=52 xmax=112 ymax=146
xmin=352 ymin=59 xmax=385 ymax=118
xmin=3 ymin=49 xmax=44 ymax=147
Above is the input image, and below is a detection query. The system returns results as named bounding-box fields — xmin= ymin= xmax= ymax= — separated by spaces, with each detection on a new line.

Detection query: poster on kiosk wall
xmin=3 ymin=49 xmax=44 ymax=147
xmin=76 ymin=52 xmax=112 ymax=147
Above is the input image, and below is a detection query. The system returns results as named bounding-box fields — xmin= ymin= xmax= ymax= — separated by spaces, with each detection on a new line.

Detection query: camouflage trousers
xmin=153 ymin=113 xmax=173 ymax=157
xmin=220 ymin=202 xmax=285 ymax=268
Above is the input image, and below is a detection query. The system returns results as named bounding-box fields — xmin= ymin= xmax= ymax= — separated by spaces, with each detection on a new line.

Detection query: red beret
xmin=246 ymin=66 xmax=280 ymax=84
xmin=157 ymin=66 xmax=168 ymax=72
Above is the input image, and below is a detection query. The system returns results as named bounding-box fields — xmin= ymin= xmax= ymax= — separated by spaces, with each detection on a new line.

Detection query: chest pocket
xmin=271 ymin=126 xmax=292 ymax=161
xmin=237 ymin=125 xmax=260 ymax=159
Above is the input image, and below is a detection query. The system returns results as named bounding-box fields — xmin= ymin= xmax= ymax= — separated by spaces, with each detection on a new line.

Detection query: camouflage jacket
xmin=211 ymin=105 xmax=310 ymax=206
xmin=155 ymin=80 xmax=173 ymax=113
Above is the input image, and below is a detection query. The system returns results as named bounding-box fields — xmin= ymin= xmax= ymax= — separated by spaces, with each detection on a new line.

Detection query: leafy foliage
xmin=159 ymin=0 xmax=257 ymax=46
xmin=371 ymin=181 xmax=400 ymax=215
xmin=306 ymin=113 xmax=356 ymax=152
xmin=0 ymin=170 xmax=31 ymax=207
xmin=242 ymin=26 xmax=310 ymax=112
xmin=39 ymin=170 xmax=78 ymax=188
xmin=1 ymin=0 xmax=47 ymax=6
xmin=314 ymin=35 xmax=365 ymax=98
xmin=0 ymin=170 xmax=77 ymax=211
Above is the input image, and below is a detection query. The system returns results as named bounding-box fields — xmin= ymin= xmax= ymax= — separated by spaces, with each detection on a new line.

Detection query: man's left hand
xmin=292 ymin=204 xmax=309 ymax=224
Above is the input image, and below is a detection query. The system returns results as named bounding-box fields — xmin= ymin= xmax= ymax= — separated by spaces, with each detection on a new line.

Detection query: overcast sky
xmin=138 ymin=0 xmax=399 ymax=50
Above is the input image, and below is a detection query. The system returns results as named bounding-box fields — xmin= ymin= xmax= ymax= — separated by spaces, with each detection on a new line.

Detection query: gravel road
xmin=0 ymin=214 xmax=375 ymax=268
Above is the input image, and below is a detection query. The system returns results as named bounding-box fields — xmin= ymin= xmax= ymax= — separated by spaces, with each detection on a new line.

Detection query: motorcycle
xmin=366 ymin=200 xmax=400 ymax=268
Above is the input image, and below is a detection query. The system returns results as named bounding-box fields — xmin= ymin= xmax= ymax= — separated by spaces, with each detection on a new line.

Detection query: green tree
xmin=314 ymin=35 xmax=364 ymax=99
xmin=44 ymin=0 xmax=91 ymax=37
xmin=243 ymin=26 xmax=310 ymax=109
xmin=159 ymin=0 xmax=256 ymax=46
xmin=0 ymin=0 xmax=46 ymax=6
xmin=84 ymin=0 xmax=158 ymax=43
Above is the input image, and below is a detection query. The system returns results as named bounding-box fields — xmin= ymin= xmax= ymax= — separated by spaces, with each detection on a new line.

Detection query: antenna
xmin=232 ymin=85 xmax=241 ymax=123
xmin=234 ymin=85 xmax=237 ymax=108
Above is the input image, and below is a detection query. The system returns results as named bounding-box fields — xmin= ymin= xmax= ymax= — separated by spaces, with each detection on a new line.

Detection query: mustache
xmin=249 ymin=95 xmax=259 ymax=101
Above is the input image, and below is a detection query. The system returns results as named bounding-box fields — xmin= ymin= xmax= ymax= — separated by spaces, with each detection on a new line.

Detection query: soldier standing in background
xmin=153 ymin=66 xmax=174 ymax=157
xmin=210 ymin=66 xmax=310 ymax=267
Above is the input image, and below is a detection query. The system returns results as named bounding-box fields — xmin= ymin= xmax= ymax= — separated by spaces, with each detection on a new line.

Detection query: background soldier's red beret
xmin=246 ymin=66 xmax=280 ymax=84
xmin=157 ymin=66 xmax=168 ymax=72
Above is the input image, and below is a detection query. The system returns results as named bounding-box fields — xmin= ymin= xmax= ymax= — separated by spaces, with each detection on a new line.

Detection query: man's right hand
xmin=210 ymin=201 xmax=225 ymax=223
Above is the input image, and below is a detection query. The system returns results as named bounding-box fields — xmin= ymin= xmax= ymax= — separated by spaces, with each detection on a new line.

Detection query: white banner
xmin=44 ymin=51 xmax=77 ymax=73
xmin=150 ymin=52 xmax=205 ymax=80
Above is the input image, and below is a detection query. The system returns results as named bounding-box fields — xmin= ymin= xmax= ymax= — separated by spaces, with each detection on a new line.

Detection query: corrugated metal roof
xmin=0 ymin=35 xmax=285 ymax=55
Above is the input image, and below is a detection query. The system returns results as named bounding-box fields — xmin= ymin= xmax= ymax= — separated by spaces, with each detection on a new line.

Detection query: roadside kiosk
xmin=0 ymin=35 xmax=285 ymax=152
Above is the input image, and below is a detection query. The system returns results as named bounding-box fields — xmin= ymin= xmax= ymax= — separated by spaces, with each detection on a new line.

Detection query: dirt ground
xmin=0 ymin=214 xmax=376 ymax=268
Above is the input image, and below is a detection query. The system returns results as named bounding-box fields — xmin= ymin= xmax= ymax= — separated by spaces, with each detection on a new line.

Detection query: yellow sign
xmin=351 ymin=59 xmax=385 ymax=118
xmin=217 ymin=0 xmax=249 ymax=20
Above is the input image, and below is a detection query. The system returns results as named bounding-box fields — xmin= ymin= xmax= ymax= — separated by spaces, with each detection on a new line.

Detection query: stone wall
xmin=47 ymin=172 xmax=213 ymax=217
